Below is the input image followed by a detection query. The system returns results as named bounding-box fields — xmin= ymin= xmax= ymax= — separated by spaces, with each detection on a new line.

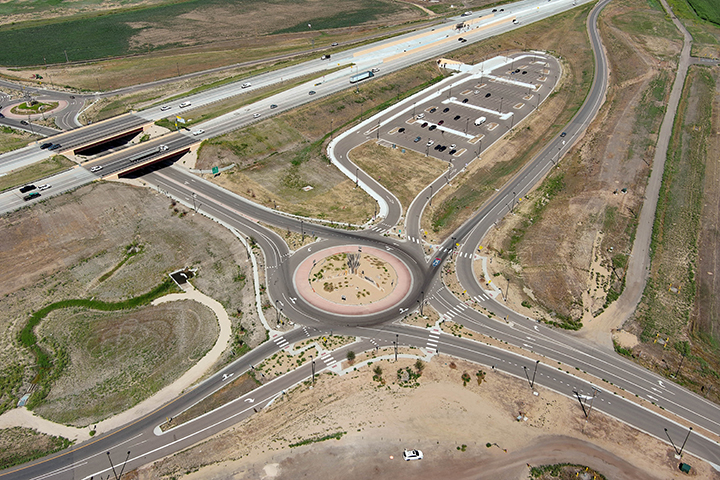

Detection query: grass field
xmin=628 ymin=66 xmax=720 ymax=404
xmin=0 ymin=155 xmax=75 ymax=193
xmin=0 ymin=0 xmax=414 ymax=67
xmin=686 ymin=0 xmax=720 ymax=25
xmin=0 ymin=427 xmax=72 ymax=471
xmin=0 ymin=126 xmax=41 ymax=154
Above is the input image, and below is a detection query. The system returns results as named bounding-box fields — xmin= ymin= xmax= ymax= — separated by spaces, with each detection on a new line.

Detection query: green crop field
xmin=686 ymin=0 xmax=720 ymax=25
xmin=272 ymin=0 xmax=400 ymax=34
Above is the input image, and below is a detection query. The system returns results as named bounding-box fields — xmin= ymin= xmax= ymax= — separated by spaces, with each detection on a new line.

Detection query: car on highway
xmin=192 ymin=129 xmax=205 ymax=136
xmin=23 ymin=192 xmax=41 ymax=201
xmin=159 ymin=145 xmax=169 ymax=151
xmin=179 ymin=102 xmax=191 ymax=108
xmin=40 ymin=142 xmax=52 ymax=149
xmin=414 ymin=136 xmax=421 ymax=143
xmin=19 ymin=184 xmax=36 ymax=193
xmin=560 ymin=132 xmax=567 ymax=137
xmin=20 ymin=120 xmax=29 ymax=125
xmin=458 ymin=37 xmax=465 ymax=42
xmin=421 ymin=122 xmax=428 ymax=128
xmin=0 ymin=113 xmax=4 ymax=118
xmin=427 ymin=140 xmax=434 ymax=146
xmin=429 ymin=124 xmax=437 ymax=131
xmin=309 ymin=90 xmax=316 ymax=95
xmin=241 ymin=82 xmax=251 ymax=88
xmin=331 ymin=42 xmax=339 ymax=46
xmin=371 ymin=67 xmax=380 ymax=73
xmin=270 ymin=104 xmax=278 ymax=109
xmin=398 ymin=127 xmax=405 ymax=133
xmin=253 ymin=113 xmax=261 ymax=118
xmin=443 ymin=107 xmax=450 ymax=113
xmin=432 ymin=258 xmax=441 ymax=267
xmin=454 ymin=115 xmax=461 ymax=120
xmin=38 ymin=184 xmax=51 ymax=191
xmin=492 ymin=8 xmax=497 ymax=12
xmin=49 ymin=144 xmax=62 ymax=150
xmin=403 ymin=449 xmax=423 ymax=461
xmin=160 ymin=105 xmax=171 ymax=111
xmin=90 ymin=165 xmax=103 ymax=172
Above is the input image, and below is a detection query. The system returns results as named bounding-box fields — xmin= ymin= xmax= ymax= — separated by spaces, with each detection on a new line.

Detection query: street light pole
xmin=355 ymin=167 xmax=359 ymax=187
xmin=310 ymin=355 xmax=315 ymax=386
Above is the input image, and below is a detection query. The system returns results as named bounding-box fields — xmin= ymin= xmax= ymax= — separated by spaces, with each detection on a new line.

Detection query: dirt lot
xmin=0 ymin=181 xmax=264 ymax=422
xmin=479 ymin=0 xmax=682 ymax=328
xmin=131 ymin=355 xmax=720 ymax=480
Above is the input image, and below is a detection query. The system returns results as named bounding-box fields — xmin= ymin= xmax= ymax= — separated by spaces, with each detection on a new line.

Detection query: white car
xmin=159 ymin=145 xmax=169 ymax=151
xmin=426 ymin=140 xmax=434 ymax=146
xmin=38 ymin=184 xmax=51 ymax=191
xmin=160 ymin=105 xmax=171 ymax=111
xmin=253 ymin=113 xmax=261 ymax=118
xmin=450 ymin=144 xmax=457 ymax=149
xmin=241 ymin=82 xmax=251 ymax=88
xmin=402 ymin=450 xmax=423 ymax=461
xmin=192 ymin=129 xmax=205 ymax=136
xmin=179 ymin=102 xmax=191 ymax=108
xmin=417 ymin=113 xmax=425 ymax=119
xmin=90 ymin=165 xmax=103 ymax=172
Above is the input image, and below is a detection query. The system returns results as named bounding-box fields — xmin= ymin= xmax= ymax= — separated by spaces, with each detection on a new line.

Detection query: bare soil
xmin=132 ymin=356 xmax=720 ymax=480
xmin=0 ymin=182 xmax=263 ymax=420
xmin=480 ymin=0 xmax=682 ymax=326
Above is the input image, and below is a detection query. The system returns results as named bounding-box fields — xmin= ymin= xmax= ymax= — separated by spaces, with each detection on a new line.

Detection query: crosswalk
xmin=320 ymin=352 xmax=338 ymax=369
xmin=426 ymin=328 xmax=441 ymax=353
xmin=272 ymin=335 xmax=290 ymax=350
xmin=370 ymin=225 xmax=386 ymax=233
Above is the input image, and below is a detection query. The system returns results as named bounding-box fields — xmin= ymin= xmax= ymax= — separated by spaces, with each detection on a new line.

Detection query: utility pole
xmin=310 ymin=355 xmax=315 ymax=386
xmin=394 ymin=334 xmax=399 ymax=362
xmin=523 ymin=360 xmax=539 ymax=389
xmin=665 ymin=427 xmax=693 ymax=457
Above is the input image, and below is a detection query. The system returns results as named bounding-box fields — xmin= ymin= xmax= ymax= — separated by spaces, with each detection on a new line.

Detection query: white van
xmin=474 ymin=116 xmax=487 ymax=126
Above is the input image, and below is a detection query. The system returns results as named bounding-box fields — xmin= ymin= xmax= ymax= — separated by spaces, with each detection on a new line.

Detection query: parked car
xmin=427 ymin=140 xmax=434 ymax=146
xmin=429 ymin=125 xmax=437 ymax=131
xmin=38 ymin=184 xmax=51 ymax=191
xmin=485 ymin=93 xmax=491 ymax=98
xmin=417 ymin=113 xmax=425 ymax=119
xmin=192 ymin=129 xmax=205 ymax=136
xmin=421 ymin=122 xmax=428 ymax=128
xmin=462 ymin=98 xmax=469 ymax=103
xmin=90 ymin=165 xmax=103 ymax=172
xmin=403 ymin=449 xmax=423 ymax=461
xmin=430 ymin=107 xmax=437 ymax=113
xmin=442 ymin=107 xmax=450 ymax=113
xmin=414 ymin=136 xmax=421 ymax=143
xmin=40 ymin=142 xmax=52 ymax=149
xmin=398 ymin=127 xmax=405 ymax=133
xmin=160 ymin=105 xmax=171 ymax=111
xmin=454 ymin=115 xmax=461 ymax=121
xmin=449 ymin=149 xmax=457 ymax=155
xmin=438 ymin=120 xmax=444 ymax=125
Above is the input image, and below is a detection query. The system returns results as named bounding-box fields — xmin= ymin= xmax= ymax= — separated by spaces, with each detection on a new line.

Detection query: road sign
xmin=212 ymin=166 xmax=219 ymax=175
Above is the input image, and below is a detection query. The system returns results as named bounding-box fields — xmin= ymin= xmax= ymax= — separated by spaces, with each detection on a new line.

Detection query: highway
xmin=3 ymin=0 xmax=720 ymax=477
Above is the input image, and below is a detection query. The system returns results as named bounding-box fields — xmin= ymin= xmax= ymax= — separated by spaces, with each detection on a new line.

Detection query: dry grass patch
xmin=353 ymin=140 xmax=446 ymax=214
xmin=0 ymin=427 xmax=72 ymax=471
xmin=0 ymin=126 xmax=41 ymax=154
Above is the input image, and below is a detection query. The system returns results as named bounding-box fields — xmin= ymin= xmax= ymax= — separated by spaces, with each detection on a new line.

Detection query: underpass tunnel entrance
xmin=73 ymin=127 xmax=144 ymax=156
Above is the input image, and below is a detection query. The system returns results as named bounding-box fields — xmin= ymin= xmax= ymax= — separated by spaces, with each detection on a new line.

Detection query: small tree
xmin=373 ymin=365 xmax=383 ymax=376
xmin=346 ymin=351 xmax=356 ymax=363
xmin=461 ymin=371 xmax=471 ymax=386
xmin=414 ymin=359 xmax=425 ymax=374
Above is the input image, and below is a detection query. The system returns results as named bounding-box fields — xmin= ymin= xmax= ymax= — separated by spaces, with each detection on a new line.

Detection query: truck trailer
xmin=350 ymin=71 xmax=374 ymax=83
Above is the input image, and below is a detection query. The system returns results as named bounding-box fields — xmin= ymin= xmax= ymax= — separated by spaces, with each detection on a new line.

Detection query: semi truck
xmin=350 ymin=71 xmax=374 ymax=83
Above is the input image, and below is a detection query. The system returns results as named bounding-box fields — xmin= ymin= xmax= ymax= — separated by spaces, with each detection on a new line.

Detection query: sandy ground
xmin=309 ymin=252 xmax=398 ymax=305
xmin=135 ymin=355 xmax=720 ymax=480
xmin=0 ymin=283 xmax=231 ymax=441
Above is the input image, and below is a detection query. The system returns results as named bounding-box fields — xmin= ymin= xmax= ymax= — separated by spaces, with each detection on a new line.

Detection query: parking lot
xmin=371 ymin=53 xmax=560 ymax=163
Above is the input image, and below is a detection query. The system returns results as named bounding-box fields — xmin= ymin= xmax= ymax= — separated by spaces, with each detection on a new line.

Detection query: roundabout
xmin=294 ymin=245 xmax=414 ymax=317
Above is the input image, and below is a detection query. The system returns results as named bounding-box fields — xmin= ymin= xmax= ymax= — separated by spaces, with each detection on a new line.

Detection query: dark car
xmin=429 ymin=125 xmax=437 ymax=131
xmin=522 ymin=70 xmax=527 ymax=74
xmin=20 ymin=120 xmax=29 ymax=125
xmin=40 ymin=142 xmax=52 ymax=149
xmin=421 ymin=122 xmax=428 ymax=128
xmin=560 ymin=132 xmax=567 ymax=137
xmin=458 ymin=37 xmax=464 ymax=42
xmin=270 ymin=104 xmax=278 ymax=109
xmin=0 ymin=113 xmax=4 ymax=118
xmin=19 ymin=184 xmax=36 ymax=193
xmin=23 ymin=192 xmax=41 ymax=201
xmin=49 ymin=143 xmax=62 ymax=150
xmin=492 ymin=8 xmax=497 ymax=12
xmin=514 ymin=69 xmax=520 ymax=73
xmin=485 ymin=93 xmax=491 ymax=98
xmin=462 ymin=98 xmax=469 ymax=103
xmin=69 ymin=95 xmax=75 ymax=99
xmin=449 ymin=149 xmax=457 ymax=155
xmin=434 ymin=144 xmax=441 ymax=151
xmin=309 ymin=90 xmax=316 ymax=95
xmin=429 ymin=108 xmax=437 ymax=113
xmin=398 ymin=127 xmax=405 ymax=133
xmin=443 ymin=107 xmax=450 ymax=113
xmin=454 ymin=115 xmax=461 ymax=121
xmin=438 ymin=120 xmax=444 ymax=125
xmin=439 ymin=146 xmax=447 ymax=152
xmin=414 ymin=136 xmax=421 ymax=142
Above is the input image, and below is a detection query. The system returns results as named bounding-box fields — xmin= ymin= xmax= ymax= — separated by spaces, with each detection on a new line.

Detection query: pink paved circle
xmin=294 ymin=245 xmax=413 ymax=316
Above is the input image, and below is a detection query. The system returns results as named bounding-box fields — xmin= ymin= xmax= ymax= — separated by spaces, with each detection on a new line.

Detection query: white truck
xmin=474 ymin=116 xmax=487 ymax=126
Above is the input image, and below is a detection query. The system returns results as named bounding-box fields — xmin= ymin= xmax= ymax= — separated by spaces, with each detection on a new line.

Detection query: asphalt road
xmin=4 ymin=0 xmax=720 ymax=477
